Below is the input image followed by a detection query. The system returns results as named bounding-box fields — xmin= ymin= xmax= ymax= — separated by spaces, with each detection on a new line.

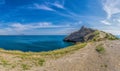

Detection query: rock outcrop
xmin=64 ymin=26 xmax=118 ymax=43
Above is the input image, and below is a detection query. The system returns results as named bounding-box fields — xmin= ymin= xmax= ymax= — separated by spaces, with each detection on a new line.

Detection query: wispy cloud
xmin=33 ymin=3 xmax=55 ymax=11
xmin=30 ymin=0 xmax=65 ymax=11
xmin=101 ymin=0 xmax=120 ymax=26
xmin=101 ymin=20 xmax=111 ymax=25
xmin=98 ymin=0 xmax=120 ymax=35
xmin=52 ymin=1 xmax=65 ymax=9
xmin=10 ymin=22 xmax=71 ymax=31
xmin=0 ymin=20 xmax=85 ymax=35
xmin=29 ymin=1 xmax=81 ymax=19
xmin=102 ymin=0 xmax=120 ymax=19
xmin=0 ymin=22 xmax=74 ymax=35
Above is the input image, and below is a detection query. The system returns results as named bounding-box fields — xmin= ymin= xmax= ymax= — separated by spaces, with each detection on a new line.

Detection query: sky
xmin=0 ymin=0 xmax=120 ymax=35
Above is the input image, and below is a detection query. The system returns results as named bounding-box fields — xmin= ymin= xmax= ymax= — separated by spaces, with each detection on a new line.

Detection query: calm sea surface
xmin=0 ymin=35 xmax=73 ymax=52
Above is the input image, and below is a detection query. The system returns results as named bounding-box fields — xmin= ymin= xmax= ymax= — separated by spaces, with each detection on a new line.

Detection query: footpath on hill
xmin=33 ymin=40 xmax=120 ymax=71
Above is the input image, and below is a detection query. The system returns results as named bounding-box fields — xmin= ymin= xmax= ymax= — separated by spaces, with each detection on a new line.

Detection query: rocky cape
xmin=64 ymin=26 xmax=118 ymax=43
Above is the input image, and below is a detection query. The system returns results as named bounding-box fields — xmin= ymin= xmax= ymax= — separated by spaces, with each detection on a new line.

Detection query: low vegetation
xmin=92 ymin=30 xmax=101 ymax=41
xmin=37 ymin=58 xmax=45 ymax=66
xmin=0 ymin=59 xmax=9 ymax=67
xmin=101 ymin=64 xmax=108 ymax=68
xmin=96 ymin=44 xmax=105 ymax=53
xmin=92 ymin=30 xmax=118 ymax=41
xmin=40 ymin=43 xmax=87 ymax=58
xmin=0 ymin=43 xmax=87 ymax=70
xmin=105 ymin=33 xmax=118 ymax=40
xmin=21 ymin=64 xmax=31 ymax=70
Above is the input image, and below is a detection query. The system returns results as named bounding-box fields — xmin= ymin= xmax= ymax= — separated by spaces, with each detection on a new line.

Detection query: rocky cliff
xmin=64 ymin=26 xmax=118 ymax=43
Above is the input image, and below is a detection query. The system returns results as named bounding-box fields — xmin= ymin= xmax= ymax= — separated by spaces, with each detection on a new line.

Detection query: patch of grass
xmin=92 ymin=30 xmax=118 ymax=42
xmin=32 ymin=58 xmax=45 ymax=66
xmin=104 ymin=64 xmax=108 ymax=68
xmin=38 ymin=58 xmax=45 ymax=66
xmin=101 ymin=64 xmax=108 ymax=68
xmin=21 ymin=64 xmax=31 ymax=70
xmin=40 ymin=43 xmax=87 ymax=58
xmin=1 ymin=60 xmax=9 ymax=66
xmin=19 ymin=55 xmax=31 ymax=60
xmin=105 ymin=33 xmax=119 ymax=40
xmin=0 ymin=43 xmax=87 ymax=58
xmin=0 ymin=43 xmax=86 ymax=69
xmin=96 ymin=44 xmax=105 ymax=53
xmin=11 ymin=64 xmax=16 ymax=68
xmin=92 ymin=30 xmax=100 ymax=41
xmin=0 ymin=42 xmax=87 ymax=71
xmin=0 ymin=56 xmax=10 ymax=67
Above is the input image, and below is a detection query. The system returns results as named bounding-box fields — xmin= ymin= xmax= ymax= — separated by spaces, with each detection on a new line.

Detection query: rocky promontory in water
xmin=64 ymin=26 xmax=118 ymax=43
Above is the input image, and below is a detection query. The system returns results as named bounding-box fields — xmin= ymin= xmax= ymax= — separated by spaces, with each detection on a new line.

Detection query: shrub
xmin=21 ymin=64 xmax=30 ymax=70
xmin=38 ymin=59 xmax=45 ymax=66
xmin=96 ymin=44 xmax=105 ymax=53
xmin=0 ymin=57 xmax=10 ymax=67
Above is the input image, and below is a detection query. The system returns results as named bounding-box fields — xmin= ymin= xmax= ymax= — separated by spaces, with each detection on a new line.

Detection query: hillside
xmin=36 ymin=40 xmax=120 ymax=71
xmin=64 ymin=26 xmax=118 ymax=43
xmin=0 ymin=40 xmax=120 ymax=71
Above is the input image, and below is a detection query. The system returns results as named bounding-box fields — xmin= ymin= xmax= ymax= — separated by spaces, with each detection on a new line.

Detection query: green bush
xmin=21 ymin=64 xmax=30 ymax=70
xmin=96 ymin=44 xmax=105 ymax=53
xmin=38 ymin=59 xmax=45 ymax=66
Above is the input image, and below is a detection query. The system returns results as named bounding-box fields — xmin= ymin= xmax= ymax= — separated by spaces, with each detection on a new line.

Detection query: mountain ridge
xmin=64 ymin=26 xmax=118 ymax=43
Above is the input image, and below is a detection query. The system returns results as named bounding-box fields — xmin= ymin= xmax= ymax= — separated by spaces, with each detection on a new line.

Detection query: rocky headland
xmin=64 ymin=26 xmax=118 ymax=43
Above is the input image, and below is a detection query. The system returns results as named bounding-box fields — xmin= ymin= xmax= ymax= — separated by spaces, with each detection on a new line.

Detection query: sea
xmin=0 ymin=35 xmax=73 ymax=52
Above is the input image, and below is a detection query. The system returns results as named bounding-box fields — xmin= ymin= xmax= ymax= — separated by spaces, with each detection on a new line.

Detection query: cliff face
xmin=64 ymin=26 xmax=118 ymax=43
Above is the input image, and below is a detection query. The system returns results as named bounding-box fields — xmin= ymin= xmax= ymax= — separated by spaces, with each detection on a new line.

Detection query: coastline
xmin=0 ymin=42 xmax=87 ymax=71
xmin=0 ymin=40 xmax=119 ymax=71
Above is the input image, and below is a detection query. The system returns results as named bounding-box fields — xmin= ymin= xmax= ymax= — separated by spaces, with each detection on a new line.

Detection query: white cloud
xmin=52 ymin=1 xmax=64 ymax=9
xmin=0 ymin=22 xmax=74 ymax=35
xmin=28 ymin=3 xmax=73 ymax=18
xmin=26 ymin=1 xmax=82 ymax=21
xmin=102 ymin=0 xmax=120 ymax=19
xmin=33 ymin=3 xmax=55 ymax=11
xmin=101 ymin=0 xmax=120 ymax=28
xmin=10 ymin=22 xmax=71 ymax=32
xmin=32 ymin=1 xmax=65 ymax=11
xmin=101 ymin=20 xmax=111 ymax=25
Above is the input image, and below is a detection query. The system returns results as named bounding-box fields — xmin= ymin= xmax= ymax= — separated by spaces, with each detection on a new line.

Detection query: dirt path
xmin=0 ymin=40 xmax=120 ymax=71
xmin=31 ymin=40 xmax=120 ymax=71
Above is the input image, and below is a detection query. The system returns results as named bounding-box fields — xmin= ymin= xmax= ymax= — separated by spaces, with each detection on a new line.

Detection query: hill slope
xmin=64 ymin=26 xmax=118 ymax=42
xmin=0 ymin=40 xmax=120 ymax=71
xmin=37 ymin=40 xmax=120 ymax=71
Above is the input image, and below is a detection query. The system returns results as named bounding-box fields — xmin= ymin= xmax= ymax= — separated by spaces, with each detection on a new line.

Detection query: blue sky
xmin=0 ymin=0 xmax=120 ymax=35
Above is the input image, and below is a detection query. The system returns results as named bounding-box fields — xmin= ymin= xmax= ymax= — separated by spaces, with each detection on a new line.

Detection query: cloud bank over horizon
xmin=0 ymin=0 xmax=120 ymax=35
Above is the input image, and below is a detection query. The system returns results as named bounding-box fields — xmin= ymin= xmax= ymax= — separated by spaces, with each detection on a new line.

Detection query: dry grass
xmin=0 ymin=43 xmax=87 ymax=70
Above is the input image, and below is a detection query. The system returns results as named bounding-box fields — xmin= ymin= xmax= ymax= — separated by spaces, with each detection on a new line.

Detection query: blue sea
xmin=0 ymin=35 xmax=73 ymax=52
